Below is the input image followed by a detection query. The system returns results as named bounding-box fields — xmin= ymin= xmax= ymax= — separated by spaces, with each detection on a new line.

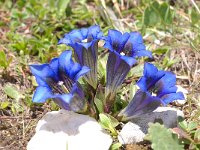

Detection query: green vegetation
xmin=0 ymin=0 xmax=199 ymax=149
xmin=146 ymin=123 xmax=184 ymax=150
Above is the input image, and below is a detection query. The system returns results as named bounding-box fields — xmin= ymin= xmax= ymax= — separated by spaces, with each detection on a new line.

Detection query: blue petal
xmin=103 ymin=39 xmax=115 ymax=52
xmin=65 ymin=29 xmax=83 ymax=42
xmin=58 ymin=29 xmax=83 ymax=46
xmin=119 ymin=90 xmax=161 ymax=119
xmin=74 ymin=66 xmax=90 ymax=81
xmin=77 ymin=41 xmax=98 ymax=88
xmin=136 ymin=77 xmax=147 ymax=91
xmin=144 ymin=63 xmax=158 ymax=78
xmin=72 ymin=38 xmax=98 ymax=65
xmin=54 ymin=93 xmax=73 ymax=104
xmin=58 ymin=50 xmax=72 ymax=69
xmin=59 ymin=25 xmax=102 ymax=47
xmin=87 ymin=25 xmax=103 ymax=39
xmin=157 ymin=72 xmax=176 ymax=88
xmin=130 ymin=32 xmax=143 ymax=43
xmin=120 ymin=55 xmax=137 ymax=67
xmin=160 ymin=92 xmax=185 ymax=105
xmin=80 ymin=28 xmax=88 ymax=38
xmin=157 ymin=85 xmax=178 ymax=98
xmin=103 ymin=29 xmax=130 ymax=53
xmin=59 ymin=26 xmax=101 ymax=88
xmin=78 ymin=40 xmax=96 ymax=49
xmin=147 ymin=70 xmax=165 ymax=89
xmin=135 ymin=49 xmax=152 ymax=58
xmin=58 ymin=50 xmax=74 ymax=75
xmin=58 ymin=37 xmax=71 ymax=45
xmin=53 ymin=93 xmax=73 ymax=110
xmin=54 ymin=92 xmax=86 ymax=112
xmin=30 ymin=64 xmax=49 ymax=77
xmin=156 ymin=72 xmax=178 ymax=97
xmin=137 ymin=63 xmax=165 ymax=91
xmin=68 ymin=62 xmax=82 ymax=79
xmin=34 ymin=77 xmax=47 ymax=86
xmin=73 ymin=44 xmax=84 ymax=65
xmin=49 ymin=58 xmax=58 ymax=70
xmin=123 ymin=32 xmax=152 ymax=58
xmin=58 ymin=50 xmax=90 ymax=82
xmin=106 ymin=52 xmax=136 ymax=93
xmin=53 ymin=98 xmax=70 ymax=110
xmin=33 ymin=86 xmax=52 ymax=103
xmin=69 ymin=93 xmax=87 ymax=112
xmin=30 ymin=64 xmax=59 ymax=83
xmin=49 ymin=58 xmax=59 ymax=77
xmin=70 ymin=83 xmax=84 ymax=98
xmin=96 ymin=31 xmax=103 ymax=39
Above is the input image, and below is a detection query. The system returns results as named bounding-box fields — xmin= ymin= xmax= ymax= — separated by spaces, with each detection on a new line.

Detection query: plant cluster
xmin=30 ymin=25 xmax=184 ymax=121
xmin=1 ymin=1 xmax=199 ymax=149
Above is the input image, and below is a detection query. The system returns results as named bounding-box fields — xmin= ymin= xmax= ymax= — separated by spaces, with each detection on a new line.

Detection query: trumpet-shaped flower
xmin=30 ymin=50 xmax=90 ymax=112
xmin=103 ymin=29 xmax=152 ymax=109
xmin=103 ymin=30 xmax=152 ymax=58
xmin=119 ymin=63 xmax=184 ymax=120
xmin=58 ymin=25 xmax=103 ymax=88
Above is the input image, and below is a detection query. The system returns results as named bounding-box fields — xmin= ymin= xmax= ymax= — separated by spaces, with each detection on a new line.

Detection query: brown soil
xmin=0 ymin=3 xmax=200 ymax=149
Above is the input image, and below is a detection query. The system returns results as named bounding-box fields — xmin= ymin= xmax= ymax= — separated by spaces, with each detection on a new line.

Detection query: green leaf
xmin=99 ymin=113 xmax=118 ymax=136
xmin=98 ymin=58 xmax=107 ymax=84
xmin=99 ymin=114 xmax=112 ymax=130
xmin=11 ymin=105 xmax=16 ymax=114
xmin=143 ymin=5 xmax=159 ymax=26
xmin=0 ymin=50 xmax=7 ymax=68
xmin=129 ymin=82 xmax=137 ymax=101
xmin=187 ymin=121 xmax=198 ymax=131
xmin=152 ymin=48 xmax=168 ymax=55
xmin=194 ymin=129 xmax=200 ymax=142
xmin=50 ymin=101 xmax=59 ymax=111
xmin=94 ymin=85 xmax=105 ymax=113
xmin=57 ymin=0 xmax=70 ymax=14
xmin=31 ymin=76 xmax=38 ymax=86
xmin=143 ymin=1 xmax=173 ymax=27
xmin=0 ymin=101 xmax=10 ymax=109
xmin=3 ymin=84 xmax=24 ymax=101
xmin=94 ymin=98 xmax=104 ymax=113
xmin=12 ymin=102 xmax=24 ymax=113
xmin=110 ymin=142 xmax=122 ymax=150
xmin=191 ymin=8 xmax=200 ymax=24
xmin=10 ymin=103 xmax=23 ymax=114
xmin=49 ymin=0 xmax=56 ymax=9
xmin=131 ymin=63 xmax=144 ymax=78
xmin=159 ymin=2 xmax=173 ymax=24
xmin=178 ymin=116 xmax=188 ymax=131
xmin=146 ymin=123 xmax=184 ymax=150
xmin=106 ymin=113 xmax=119 ymax=128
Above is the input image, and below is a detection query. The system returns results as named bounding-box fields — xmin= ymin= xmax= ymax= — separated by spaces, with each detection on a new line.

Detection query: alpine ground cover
xmin=0 ymin=0 xmax=200 ymax=149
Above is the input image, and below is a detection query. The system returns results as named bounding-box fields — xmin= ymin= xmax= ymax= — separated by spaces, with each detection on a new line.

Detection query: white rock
xmin=27 ymin=109 xmax=112 ymax=150
xmin=131 ymin=107 xmax=184 ymax=134
xmin=175 ymin=85 xmax=188 ymax=105
xmin=118 ymin=107 xmax=184 ymax=145
xmin=118 ymin=122 xmax=145 ymax=144
xmin=154 ymin=39 xmax=161 ymax=45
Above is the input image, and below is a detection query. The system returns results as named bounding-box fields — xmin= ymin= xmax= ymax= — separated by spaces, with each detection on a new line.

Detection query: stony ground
xmin=0 ymin=43 xmax=199 ymax=150
xmin=0 ymin=0 xmax=200 ymax=150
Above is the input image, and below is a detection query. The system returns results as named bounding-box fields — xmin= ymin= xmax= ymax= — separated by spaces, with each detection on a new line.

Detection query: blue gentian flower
xmin=103 ymin=30 xmax=152 ymax=58
xmin=103 ymin=29 xmax=152 ymax=109
xmin=30 ymin=50 xmax=90 ymax=112
xmin=119 ymin=63 xmax=184 ymax=120
xmin=58 ymin=25 xmax=103 ymax=88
